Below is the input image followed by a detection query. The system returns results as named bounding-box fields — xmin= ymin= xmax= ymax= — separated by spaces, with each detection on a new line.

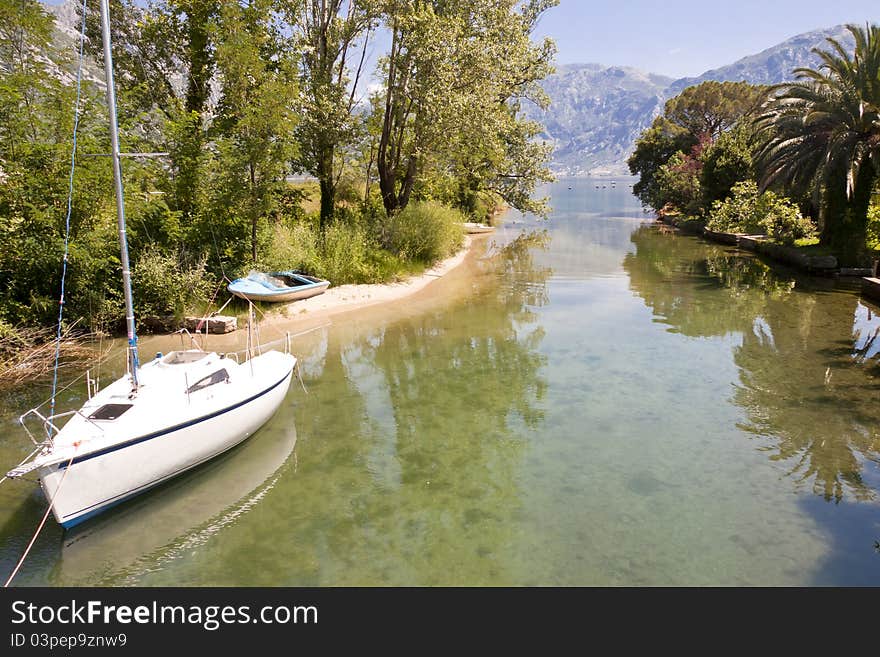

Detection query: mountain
xmin=39 ymin=0 xmax=105 ymax=87
xmin=666 ymin=25 xmax=855 ymax=95
xmin=535 ymin=26 xmax=857 ymax=176
xmin=529 ymin=64 xmax=673 ymax=176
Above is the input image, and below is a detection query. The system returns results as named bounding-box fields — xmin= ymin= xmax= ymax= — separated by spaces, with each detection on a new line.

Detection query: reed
xmin=0 ymin=321 xmax=99 ymax=388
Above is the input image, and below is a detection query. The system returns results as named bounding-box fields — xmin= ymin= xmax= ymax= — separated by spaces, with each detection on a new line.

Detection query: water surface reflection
xmin=626 ymin=225 xmax=880 ymax=504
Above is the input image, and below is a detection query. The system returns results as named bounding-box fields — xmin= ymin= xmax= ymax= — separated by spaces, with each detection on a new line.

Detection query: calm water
xmin=2 ymin=178 xmax=879 ymax=585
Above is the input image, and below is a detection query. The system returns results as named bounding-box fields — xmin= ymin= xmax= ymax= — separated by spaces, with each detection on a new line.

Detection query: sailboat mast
xmin=99 ymin=0 xmax=139 ymax=390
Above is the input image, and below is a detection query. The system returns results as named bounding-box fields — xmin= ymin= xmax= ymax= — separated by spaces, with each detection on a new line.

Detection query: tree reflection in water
xmin=284 ymin=231 xmax=551 ymax=584
xmin=625 ymin=224 xmax=880 ymax=504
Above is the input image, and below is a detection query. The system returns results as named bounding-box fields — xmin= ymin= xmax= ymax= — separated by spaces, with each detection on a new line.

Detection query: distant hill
xmin=666 ymin=25 xmax=855 ymax=94
xmin=528 ymin=64 xmax=673 ymax=176
xmin=531 ymin=25 xmax=857 ymax=176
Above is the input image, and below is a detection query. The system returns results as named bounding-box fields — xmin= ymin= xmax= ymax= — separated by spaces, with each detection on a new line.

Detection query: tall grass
xmin=383 ymin=201 xmax=465 ymax=262
xmin=251 ymin=202 xmax=466 ymax=286
xmin=0 ymin=319 xmax=98 ymax=387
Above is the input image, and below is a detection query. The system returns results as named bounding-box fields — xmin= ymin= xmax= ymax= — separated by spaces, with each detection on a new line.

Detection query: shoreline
xmin=252 ymin=233 xmax=493 ymax=336
xmin=0 ymin=233 xmax=495 ymax=384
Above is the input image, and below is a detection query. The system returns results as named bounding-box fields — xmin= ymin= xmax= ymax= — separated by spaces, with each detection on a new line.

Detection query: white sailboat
xmin=5 ymin=0 xmax=296 ymax=529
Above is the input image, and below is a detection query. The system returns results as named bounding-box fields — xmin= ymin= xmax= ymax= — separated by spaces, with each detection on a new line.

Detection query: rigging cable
xmin=3 ymin=0 xmax=90 ymax=588
xmin=48 ymin=0 xmax=90 ymax=432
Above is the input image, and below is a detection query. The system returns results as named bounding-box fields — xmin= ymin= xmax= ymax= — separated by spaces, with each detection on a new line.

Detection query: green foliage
xmin=253 ymin=221 xmax=321 ymax=274
xmin=374 ymin=0 xmax=556 ymax=217
xmin=664 ymin=80 xmax=769 ymax=139
xmin=654 ymin=147 xmax=704 ymax=216
xmin=754 ymin=23 xmax=880 ymax=256
xmin=699 ymin=125 xmax=755 ymax=210
xmin=289 ymin=0 xmax=376 ymax=226
xmin=131 ymin=247 xmax=214 ymax=319
xmin=629 ymin=80 xmax=768 ymax=212
xmin=0 ymin=0 xmax=552 ymax=335
xmin=383 ymin=202 xmax=465 ymax=263
xmin=319 ymin=223 xmax=384 ymax=284
xmin=707 ymin=181 xmax=817 ymax=244
xmin=252 ymin=218 xmax=424 ymax=286
xmin=211 ymin=0 xmax=298 ymax=263
xmin=628 ymin=117 xmax=697 ymax=209
xmin=867 ymin=198 xmax=880 ymax=251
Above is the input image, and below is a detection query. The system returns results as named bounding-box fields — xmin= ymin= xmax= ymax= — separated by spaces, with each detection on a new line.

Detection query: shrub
xmin=254 ymin=221 xmax=320 ymax=274
xmin=655 ymin=146 xmax=705 ymax=216
xmin=318 ymin=223 xmax=379 ymax=284
xmin=707 ymin=181 xmax=816 ymax=244
xmin=132 ymin=247 xmax=215 ymax=318
xmin=383 ymin=201 xmax=465 ymax=263
xmin=867 ymin=200 xmax=880 ymax=251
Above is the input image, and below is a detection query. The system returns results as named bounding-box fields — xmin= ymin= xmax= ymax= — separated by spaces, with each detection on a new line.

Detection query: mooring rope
xmin=48 ymin=0 xmax=90 ymax=429
xmin=3 ymin=447 xmax=79 ymax=587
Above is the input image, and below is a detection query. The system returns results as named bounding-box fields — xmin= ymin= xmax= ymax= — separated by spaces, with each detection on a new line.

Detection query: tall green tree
xmin=210 ymin=0 xmax=298 ymax=264
xmin=754 ymin=23 xmax=880 ymax=258
xmin=286 ymin=0 xmax=377 ymax=227
xmin=629 ymin=81 xmax=767 ymax=211
xmin=375 ymin=0 xmax=556 ymax=217
xmin=699 ymin=123 xmax=757 ymax=209
xmin=0 ymin=0 xmax=116 ymax=326
xmin=664 ymin=80 xmax=769 ymax=140
xmin=628 ymin=117 xmax=697 ymax=209
xmin=83 ymin=0 xmax=220 ymax=221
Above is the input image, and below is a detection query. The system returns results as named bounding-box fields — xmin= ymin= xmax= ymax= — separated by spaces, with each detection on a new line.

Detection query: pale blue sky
xmin=533 ymin=0 xmax=879 ymax=77
xmin=45 ymin=0 xmax=878 ymax=79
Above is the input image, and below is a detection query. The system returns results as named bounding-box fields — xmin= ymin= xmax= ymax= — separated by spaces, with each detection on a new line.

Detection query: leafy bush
xmin=867 ymin=200 xmax=880 ymax=251
xmin=317 ymin=223 xmax=379 ymax=284
xmin=254 ymin=221 xmax=320 ymax=274
xmin=132 ymin=247 xmax=215 ymax=318
xmin=707 ymin=181 xmax=816 ymax=244
xmin=383 ymin=201 xmax=465 ymax=263
xmin=699 ymin=126 xmax=754 ymax=210
xmin=250 ymin=218 xmax=416 ymax=285
xmin=655 ymin=149 xmax=704 ymax=216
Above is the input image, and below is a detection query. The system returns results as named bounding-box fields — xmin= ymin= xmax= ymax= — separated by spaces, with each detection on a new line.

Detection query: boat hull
xmin=461 ymin=222 xmax=495 ymax=234
xmin=38 ymin=369 xmax=293 ymax=528
xmin=228 ymin=280 xmax=330 ymax=303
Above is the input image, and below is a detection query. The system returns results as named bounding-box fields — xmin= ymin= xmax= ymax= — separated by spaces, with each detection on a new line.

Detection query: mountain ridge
xmin=532 ymin=24 xmax=857 ymax=176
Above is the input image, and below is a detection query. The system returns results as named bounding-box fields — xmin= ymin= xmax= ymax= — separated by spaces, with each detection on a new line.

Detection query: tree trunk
xmin=317 ymin=146 xmax=335 ymax=229
xmin=823 ymin=166 xmax=876 ymax=265
xmin=377 ymin=159 xmax=398 ymax=215
xmin=397 ymin=155 xmax=418 ymax=211
xmin=364 ymin=138 xmax=376 ymax=205
xmin=250 ymin=161 xmax=258 ymax=264
xmin=319 ymin=176 xmax=335 ymax=229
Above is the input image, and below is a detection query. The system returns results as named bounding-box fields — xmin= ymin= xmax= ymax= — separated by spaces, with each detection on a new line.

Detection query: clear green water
xmin=2 ymin=178 xmax=879 ymax=585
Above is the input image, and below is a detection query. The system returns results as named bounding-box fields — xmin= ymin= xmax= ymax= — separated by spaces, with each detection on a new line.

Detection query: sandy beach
xmin=133 ymin=231 xmax=496 ymax=357
xmin=262 ymin=233 xmax=491 ymax=326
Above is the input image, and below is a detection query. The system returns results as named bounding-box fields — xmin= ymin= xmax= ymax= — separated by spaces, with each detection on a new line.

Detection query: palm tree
xmin=754 ymin=23 xmax=880 ymax=260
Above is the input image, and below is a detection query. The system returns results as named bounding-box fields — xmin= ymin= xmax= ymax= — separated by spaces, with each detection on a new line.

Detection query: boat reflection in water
xmin=53 ymin=421 xmax=297 ymax=585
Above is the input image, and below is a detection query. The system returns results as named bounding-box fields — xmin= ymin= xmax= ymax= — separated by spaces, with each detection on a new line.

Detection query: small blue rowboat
xmin=228 ymin=271 xmax=331 ymax=303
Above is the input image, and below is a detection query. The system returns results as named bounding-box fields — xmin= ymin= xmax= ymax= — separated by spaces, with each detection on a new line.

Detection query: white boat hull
xmin=32 ymin=351 xmax=295 ymax=528
xmin=229 ymin=281 xmax=330 ymax=303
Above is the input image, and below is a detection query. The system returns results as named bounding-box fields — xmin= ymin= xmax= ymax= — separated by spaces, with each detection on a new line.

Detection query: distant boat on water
xmin=461 ymin=222 xmax=495 ymax=234
xmin=228 ymin=271 xmax=331 ymax=303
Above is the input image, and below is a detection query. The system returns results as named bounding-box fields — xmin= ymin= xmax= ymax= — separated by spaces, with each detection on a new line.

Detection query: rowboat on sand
xmin=228 ymin=271 xmax=331 ymax=303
